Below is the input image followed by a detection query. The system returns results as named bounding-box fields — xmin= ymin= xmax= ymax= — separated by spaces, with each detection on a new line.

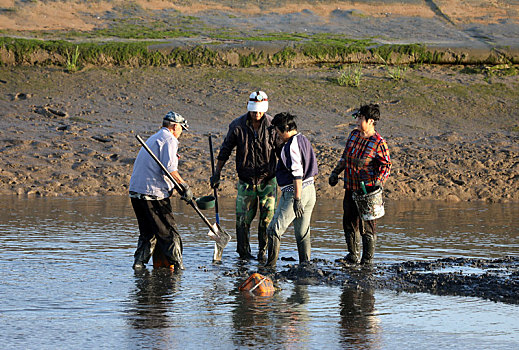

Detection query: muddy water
xmin=0 ymin=196 xmax=517 ymax=349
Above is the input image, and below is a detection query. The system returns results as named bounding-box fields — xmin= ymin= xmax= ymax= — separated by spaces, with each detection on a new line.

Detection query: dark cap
xmin=164 ymin=111 xmax=189 ymax=130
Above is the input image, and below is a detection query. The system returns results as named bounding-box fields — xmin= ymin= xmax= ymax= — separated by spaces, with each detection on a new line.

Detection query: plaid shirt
xmin=341 ymin=129 xmax=391 ymax=191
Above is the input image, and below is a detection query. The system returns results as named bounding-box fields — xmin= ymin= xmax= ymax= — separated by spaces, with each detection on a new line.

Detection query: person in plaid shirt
xmin=328 ymin=104 xmax=391 ymax=265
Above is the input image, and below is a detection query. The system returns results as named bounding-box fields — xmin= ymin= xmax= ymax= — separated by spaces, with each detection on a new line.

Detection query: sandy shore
xmin=1 ymin=64 xmax=517 ymax=202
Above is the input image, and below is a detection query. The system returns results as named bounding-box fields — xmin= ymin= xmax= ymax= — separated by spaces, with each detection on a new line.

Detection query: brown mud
xmin=1 ymin=2 xmax=518 ymax=202
xmin=0 ymin=65 xmax=517 ymax=202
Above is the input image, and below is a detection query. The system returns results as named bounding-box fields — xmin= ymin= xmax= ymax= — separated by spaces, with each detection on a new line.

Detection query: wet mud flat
xmin=225 ymin=256 xmax=519 ymax=304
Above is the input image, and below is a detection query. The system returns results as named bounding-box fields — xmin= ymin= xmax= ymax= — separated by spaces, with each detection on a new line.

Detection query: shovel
xmin=208 ymin=134 xmax=226 ymax=261
xmin=135 ymin=135 xmax=231 ymax=257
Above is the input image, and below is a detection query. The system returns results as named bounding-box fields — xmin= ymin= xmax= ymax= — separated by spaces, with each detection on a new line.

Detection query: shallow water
xmin=0 ymin=196 xmax=518 ymax=349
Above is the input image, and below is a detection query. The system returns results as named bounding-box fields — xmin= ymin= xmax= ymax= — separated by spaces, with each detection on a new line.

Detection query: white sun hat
xmin=247 ymin=91 xmax=268 ymax=113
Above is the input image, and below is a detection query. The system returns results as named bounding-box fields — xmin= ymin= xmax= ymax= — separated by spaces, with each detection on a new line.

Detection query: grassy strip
xmin=0 ymin=37 xmax=516 ymax=68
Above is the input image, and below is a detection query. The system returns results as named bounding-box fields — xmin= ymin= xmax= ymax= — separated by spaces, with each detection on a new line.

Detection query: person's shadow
xmin=128 ymin=268 xmax=181 ymax=330
xmin=339 ymin=286 xmax=381 ymax=349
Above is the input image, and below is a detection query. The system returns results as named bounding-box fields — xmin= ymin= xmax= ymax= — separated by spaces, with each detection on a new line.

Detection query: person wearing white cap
xmin=129 ymin=111 xmax=193 ymax=271
xmin=210 ymin=91 xmax=283 ymax=261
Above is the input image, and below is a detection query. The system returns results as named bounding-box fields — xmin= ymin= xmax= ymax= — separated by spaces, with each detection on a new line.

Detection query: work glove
xmin=210 ymin=172 xmax=221 ymax=189
xmin=180 ymin=184 xmax=194 ymax=203
xmin=328 ymin=171 xmax=339 ymax=187
xmin=293 ymin=198 xmax=304 ymax=218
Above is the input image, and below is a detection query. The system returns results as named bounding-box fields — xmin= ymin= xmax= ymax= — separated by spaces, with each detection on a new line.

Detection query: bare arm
xmin=171 ymin=170 xmax=186 ymax=187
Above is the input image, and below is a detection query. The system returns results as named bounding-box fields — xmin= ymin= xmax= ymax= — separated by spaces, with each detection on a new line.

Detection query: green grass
xmin=94 ymin=21 xmax=197 ymax=39
xmin=372 ymin=44 xmax=445 ymax=64
xmin=337 ymin=64 xmax=363 ymax=87
xmin=386 ymin=64 xmax=408 ymax=81
xmin=0 ymin=36 xmax=516 ymax=68
xmin=239 ymin=51 xmax=264 ymax=68
xmin=65 ymin=45 xmax=80 ymax=72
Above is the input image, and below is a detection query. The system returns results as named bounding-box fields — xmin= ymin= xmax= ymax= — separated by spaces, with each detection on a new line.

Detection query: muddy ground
xmin=1 ymin=65 xmax=517 ymax=202
xmin=1 ymin=2 xmax=518 ymax=202
xmin=225 ymin=256 xmax=519 ymax=304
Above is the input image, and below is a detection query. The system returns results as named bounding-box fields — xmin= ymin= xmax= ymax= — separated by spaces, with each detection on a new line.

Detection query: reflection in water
xmin=1 ymin=196 xmax=518 ymax=349
xmin=232 ymin=282 xmax=310 ymax=348
xmin=283 ymin=284 xmax=310 ymax=346
xmin=339 ymin=287 xmax=381 ymax=349
xmin=128 ymin=269 xmax=181 ymax=331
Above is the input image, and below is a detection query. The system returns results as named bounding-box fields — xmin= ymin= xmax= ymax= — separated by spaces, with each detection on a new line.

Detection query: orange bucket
xmin=153 ymin=248 xmax=174 ymax=270
xmin=238 ymin=273 xmax=275 ymax=296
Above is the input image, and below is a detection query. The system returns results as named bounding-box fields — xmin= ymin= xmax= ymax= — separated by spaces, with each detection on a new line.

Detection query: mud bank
xmin=227 ymin=256 xmax=519 ymax=304
xmin=1 ymin=65 xmax=518 ymax=202
xmin=1 ymin=1 xmax=518 ymax=66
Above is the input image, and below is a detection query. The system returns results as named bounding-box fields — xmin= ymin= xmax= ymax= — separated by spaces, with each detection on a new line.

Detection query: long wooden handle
xmin=208 ymin=134 xmax=220 ymax=224
xmin=135 ymin=135 xmax=217 ymax=234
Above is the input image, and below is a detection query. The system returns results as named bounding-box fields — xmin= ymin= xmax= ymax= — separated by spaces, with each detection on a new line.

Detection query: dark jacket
xmin=217 ymin=113 xmax=281 ymax=185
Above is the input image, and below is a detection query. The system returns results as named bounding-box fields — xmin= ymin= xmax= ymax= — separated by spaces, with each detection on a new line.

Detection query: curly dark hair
xmin=356 ymin=104 xmax=380 ymax=124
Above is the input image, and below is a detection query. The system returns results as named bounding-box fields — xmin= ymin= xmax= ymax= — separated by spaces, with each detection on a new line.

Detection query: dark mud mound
xmin=236 ymin=256 xmax=519 ymax=304
xmin=386 ymin=256 xmax=519 ymax=304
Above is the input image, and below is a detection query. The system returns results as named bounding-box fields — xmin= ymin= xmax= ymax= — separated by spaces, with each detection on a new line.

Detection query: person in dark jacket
xmin=210 ymin=91 xmax=281 ymax=261
xmin=265 ymin=112 xmax=318 ymax=268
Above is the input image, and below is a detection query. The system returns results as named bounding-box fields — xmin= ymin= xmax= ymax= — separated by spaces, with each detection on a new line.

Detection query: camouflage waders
xmin=236 ymin=178 xmax=277 ymax=260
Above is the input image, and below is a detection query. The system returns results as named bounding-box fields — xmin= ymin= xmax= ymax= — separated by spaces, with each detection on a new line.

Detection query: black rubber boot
xmin=360 ymin=233 xmax=376 ymax=265
xmin=257 ymin=249 xmax=267 ymax=263
xmin=265 ymin=235 xmax=280 ymax=268
xmin=236 ymin=224 xmax=254 ymax=259
xmin=344 ymin=231 xmax=361 ymax=264
xmin=133 ymin=236 xmax=155 ymax=269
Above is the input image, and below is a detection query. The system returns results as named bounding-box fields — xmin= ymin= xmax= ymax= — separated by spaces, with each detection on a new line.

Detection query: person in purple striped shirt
xmin=329 ymin=104 xmax=392 ymax=265
xmin=264 ymin=112 xmax=318 ymax=268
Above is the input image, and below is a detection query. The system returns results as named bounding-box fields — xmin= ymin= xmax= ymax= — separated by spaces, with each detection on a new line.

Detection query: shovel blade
xmin=208 ymin=222 xmax=231 ymax=249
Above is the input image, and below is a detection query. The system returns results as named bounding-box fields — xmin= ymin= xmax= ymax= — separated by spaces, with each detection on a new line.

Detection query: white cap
xmin=247 ymin=91 xmax=268 ymax=113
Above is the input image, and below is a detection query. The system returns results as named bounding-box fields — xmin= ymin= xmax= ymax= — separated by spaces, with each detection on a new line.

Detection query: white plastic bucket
xmin=352 ymin=186 xmax=385 ymax=221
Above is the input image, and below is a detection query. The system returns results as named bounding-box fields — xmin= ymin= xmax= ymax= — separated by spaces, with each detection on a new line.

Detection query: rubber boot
xmin=257 ymin=248 xmax=267 ymax=263
xmin=360 ymin=233 xmax=376 ymax=265
xmin=344 ymin=231 xmax=361 ymax=264
xmin=297 ymin=236 xmax=311 ymax=264
xmin=133 ymin=236 xmax=156 ymax=269
xmin=265 ymin=235 xmax=280 ymax=268
xmin=236 ymin=223 xmax=254 ymax=260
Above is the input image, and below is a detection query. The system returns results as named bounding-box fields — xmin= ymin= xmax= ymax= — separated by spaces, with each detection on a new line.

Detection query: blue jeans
xmin=266 ymin=184 xmax=316 ymax=266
